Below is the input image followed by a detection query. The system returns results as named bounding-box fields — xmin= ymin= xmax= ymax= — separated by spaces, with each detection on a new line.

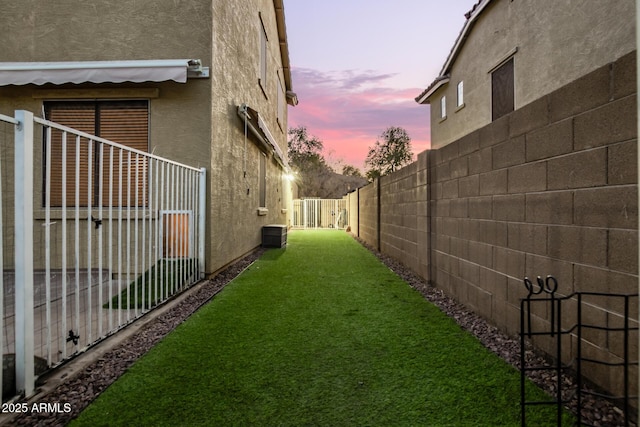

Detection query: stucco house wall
xmin=208 ymin=0 xmax=293 ymax=271
xmin=0 ymin=0 xmax=295 ymax=275
xmin=418 ymin=0 xmax=636 ymax=149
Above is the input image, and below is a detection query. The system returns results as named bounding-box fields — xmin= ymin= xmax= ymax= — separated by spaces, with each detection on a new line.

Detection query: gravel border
xmin=7 ymin=235 xmax=636 ymax=426
xmin=9 ymin=248 xmax=265 ymax=427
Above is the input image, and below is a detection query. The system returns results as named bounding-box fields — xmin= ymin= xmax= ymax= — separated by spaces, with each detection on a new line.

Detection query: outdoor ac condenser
xmin=262 ymin=225 xmax=287 ymax=248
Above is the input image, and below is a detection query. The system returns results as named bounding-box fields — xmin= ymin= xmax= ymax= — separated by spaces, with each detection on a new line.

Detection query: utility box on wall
xmin=262 ymin=225 xmax=287 ymax=248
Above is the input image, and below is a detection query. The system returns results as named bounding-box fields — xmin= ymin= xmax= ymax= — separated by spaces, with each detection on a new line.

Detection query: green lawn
xmin=71 ymin=230 xmax=571 ymax=426
xmin=107 ymin=258 xmax=197 ymax=309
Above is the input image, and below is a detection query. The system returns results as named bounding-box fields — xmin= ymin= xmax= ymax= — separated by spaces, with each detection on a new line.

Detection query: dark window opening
xmin=259 ymin=152 xmax=267 ymax=208
xmin=491 ymin=57 xmax=514 ymax=121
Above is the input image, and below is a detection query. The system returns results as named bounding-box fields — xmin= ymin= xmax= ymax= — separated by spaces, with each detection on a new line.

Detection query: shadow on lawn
xmin=260 ymin=247 xmax=286 ymax=261
xmin=106 ymin=258 xmax=197 ymax=309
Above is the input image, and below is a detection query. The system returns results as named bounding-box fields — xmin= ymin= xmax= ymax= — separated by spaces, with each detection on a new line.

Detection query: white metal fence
xmin=0 ymin=110 xmax=206 ymax=401
xmin=292 ymin=199 xmax=348 ymax=229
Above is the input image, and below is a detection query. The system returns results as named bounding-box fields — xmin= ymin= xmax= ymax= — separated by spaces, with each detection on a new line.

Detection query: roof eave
xmin=440 ymin=0 xmax=493 ymax=76
xmin=415 ymin=0 xmax=493 ymax=105
xmin=273 ymin=0 xmax=297 ymax=105
xmin=415 ymin=76 xmax=450 ymax=104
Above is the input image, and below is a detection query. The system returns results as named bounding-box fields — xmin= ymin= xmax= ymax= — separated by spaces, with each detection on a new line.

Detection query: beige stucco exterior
xmin=0 ymin=0 xmax=295 ymax=275
xmin=418 ymin=0 xmax=636 ymax=149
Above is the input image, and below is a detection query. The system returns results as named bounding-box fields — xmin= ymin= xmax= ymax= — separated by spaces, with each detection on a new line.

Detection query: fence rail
xmin=1 ymin=110 xmax=206 ymax=401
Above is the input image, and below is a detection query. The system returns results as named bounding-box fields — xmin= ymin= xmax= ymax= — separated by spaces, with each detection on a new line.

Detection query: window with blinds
xmin=44 ymin=100 xmax=149 ymax=207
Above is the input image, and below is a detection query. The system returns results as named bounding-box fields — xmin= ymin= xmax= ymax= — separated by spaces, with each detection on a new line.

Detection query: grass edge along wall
xmin=70 ymin=230 xmax=573 ymax=426
xmin=345 ymin=50 xmax=638 ymax=403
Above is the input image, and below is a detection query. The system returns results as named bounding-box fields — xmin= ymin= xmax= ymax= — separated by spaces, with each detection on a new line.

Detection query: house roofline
xmin=274 ymin=0 xmax=298 ymax=106
xmin=439 ymin=0 xmax=493 ymax=76
xmin=415 ymin=0 xmax=493 ymax=104
xmin=415 ymin=75 xmax=450 ymax=104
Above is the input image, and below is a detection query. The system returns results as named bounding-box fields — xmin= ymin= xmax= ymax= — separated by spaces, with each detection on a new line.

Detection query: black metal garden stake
xmin=520 ymin=276 xmax=638 ymax=427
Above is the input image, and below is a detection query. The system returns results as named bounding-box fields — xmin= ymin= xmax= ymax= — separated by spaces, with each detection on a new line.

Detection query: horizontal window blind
xmin=47 ymin=104 xmax=95 ymax=207
xmin=99 ymin=104 xmax=149 ymax=207
xmin=45 ymin=101 xmax=149 ymax=207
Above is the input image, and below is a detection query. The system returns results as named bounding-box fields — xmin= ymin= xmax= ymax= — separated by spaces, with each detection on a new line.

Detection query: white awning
xmin=0 ymin=59 xmax=209 ymax=86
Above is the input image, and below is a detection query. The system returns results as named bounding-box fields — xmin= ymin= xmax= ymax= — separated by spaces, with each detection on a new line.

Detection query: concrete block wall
xmin=379 ymin=151 xmax=430 ymax=278
xmin=344 ymin=190 xmax=359 ymax=236
xmin=353 ymin=50 xmax=638 ymax=400
xmin=357 ymin=180 xmax=380 ymax=250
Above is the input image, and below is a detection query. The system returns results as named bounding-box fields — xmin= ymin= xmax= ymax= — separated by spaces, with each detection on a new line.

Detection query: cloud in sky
xmin=289 ymin=67 xmax=430 ymax=171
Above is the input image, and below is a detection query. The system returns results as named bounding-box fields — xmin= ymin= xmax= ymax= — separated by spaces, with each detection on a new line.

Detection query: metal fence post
xmin=14 ymin=110 xmax=35 ymax=397
xmin=198 ymin=167 xmax=206 ymax=279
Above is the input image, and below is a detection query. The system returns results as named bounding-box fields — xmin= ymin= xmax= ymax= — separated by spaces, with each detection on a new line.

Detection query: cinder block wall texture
xmin=345 ymin=190 xmax=359 ymax=236
xmin=357 ymin=181 xmax=379 ymax=250
xmin=378 ymin=152 xmax=430 ymax=279
xmin=353 ymin=51 xmax=637 ymax=400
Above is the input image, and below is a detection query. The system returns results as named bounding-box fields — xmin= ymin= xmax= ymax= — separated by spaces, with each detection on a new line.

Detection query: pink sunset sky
xmin=283 ymin=0 xmax=478 ymax=171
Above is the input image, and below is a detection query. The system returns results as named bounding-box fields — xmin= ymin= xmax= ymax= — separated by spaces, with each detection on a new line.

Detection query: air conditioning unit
xmin=262 ymin=225 xmax=287 ymax=248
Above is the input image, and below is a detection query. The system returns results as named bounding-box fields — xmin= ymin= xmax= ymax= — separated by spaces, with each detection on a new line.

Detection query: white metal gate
xmin=0 ymin=110 xmax=206 ymax=400
xmin=292 ymin=199 xmax=348 ymax=229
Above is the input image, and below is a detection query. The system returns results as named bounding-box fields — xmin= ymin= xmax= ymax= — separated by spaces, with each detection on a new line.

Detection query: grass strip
xmin=72 ymin=230 xmax=573 ymax=426
xmin=107 ymin=258 xmax=197 ymax=309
